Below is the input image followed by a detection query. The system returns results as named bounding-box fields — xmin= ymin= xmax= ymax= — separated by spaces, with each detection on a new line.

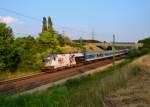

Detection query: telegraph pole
xmin=62 ymin=30 xmax=65 ymax=35
xmin=112 ymin=34 xmax=116 ymax=69
xmin=80 ymin=37 xmax=84 ymax=53
xmin=91 ymin=30 xmax=95 ymax=40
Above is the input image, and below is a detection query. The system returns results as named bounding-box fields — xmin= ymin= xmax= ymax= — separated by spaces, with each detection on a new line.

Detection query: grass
xmin=0 ymin=59 xmax=141 ymax=107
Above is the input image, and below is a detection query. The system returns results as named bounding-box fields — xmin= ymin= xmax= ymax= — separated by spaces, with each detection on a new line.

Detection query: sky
xmin=0 ymin=0 xmax=150 ymax=42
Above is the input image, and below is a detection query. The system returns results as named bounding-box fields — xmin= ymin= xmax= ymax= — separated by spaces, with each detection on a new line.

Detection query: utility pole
xmin=112 ymin=34 xmax=116 ymax=69
xmin=91 ymin=30 xmax=95 ymax=40
xmin=80 ymin=37 xmax=84 ymax=53
xmin=62 ymin=30 xmax=65 ymax=35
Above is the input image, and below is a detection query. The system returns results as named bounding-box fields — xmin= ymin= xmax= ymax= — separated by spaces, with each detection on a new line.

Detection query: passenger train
xmin=43 ymin=49 xmax=128 ymax=71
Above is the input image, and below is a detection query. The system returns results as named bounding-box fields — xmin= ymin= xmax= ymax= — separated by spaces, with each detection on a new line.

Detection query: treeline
xmin=138 ymin=36 xmax=150 ymax=54
xmin=128 ymin=36 xmax=150 ymax=58
xmin=0 ymin=17 xmax=72 ymax=72
xmin=138 ymin=37 xmax=150 ymax=49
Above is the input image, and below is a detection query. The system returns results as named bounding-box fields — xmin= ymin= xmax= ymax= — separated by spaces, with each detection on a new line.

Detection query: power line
xmin=53 ymin=24 xmax=91 ymax=35
xmin=0 ymin=7 xmax=100 ymax=39
xmin=0 ymin=7 xmax=41 ymax=22
xmin=0 ymin=7 xmax=91 ymax=34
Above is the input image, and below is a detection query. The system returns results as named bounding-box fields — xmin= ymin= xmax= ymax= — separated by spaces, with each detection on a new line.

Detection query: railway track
xmin=0 ymin=55 xmax=126 ymax=95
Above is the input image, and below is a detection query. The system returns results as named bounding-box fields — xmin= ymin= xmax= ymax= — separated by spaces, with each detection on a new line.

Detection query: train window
xmin=91 ymin=55 xmax=94 ymax=58
xmin=90 ymin=54 xmax=94 ymax=59
xmin=105 ymin=53 xmax=108 ymax=56
xmin=97 ymin=54 xmax=99 ymax=57
xmin=98 ymin=53 xmax=103 ymax=57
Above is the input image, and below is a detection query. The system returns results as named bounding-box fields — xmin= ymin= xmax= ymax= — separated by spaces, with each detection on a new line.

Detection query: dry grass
xmin=60 ymin=43 xmax=103 ymax=53
xmin=84 ymin=43 xmax=103 ymax=52
xmin=60 ymin=45 xmax=80 ymax=53
xmin=105 ymin=54 xmax=150 ymax=107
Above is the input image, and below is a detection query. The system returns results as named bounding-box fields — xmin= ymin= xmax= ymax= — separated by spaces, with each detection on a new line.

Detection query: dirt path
xmin=105 ymin=54 xmax=150 ymax=107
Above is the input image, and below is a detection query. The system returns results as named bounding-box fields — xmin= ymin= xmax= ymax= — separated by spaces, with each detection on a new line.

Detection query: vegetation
xmin=138 ymin=36 xmax=150 ymax=55
xmin=0 ymin=59 xmax=141 ymax=107
xmin=42 ymin=17 xmax=47 ymax=32
xmin=13 ymin=36 xmax=42 ymax=71
xmin=128 ymin=36 xmax=150 ymax=59
xmin=0 ymin=17 xmax=72 ymax=74
xmin=138 ymin=36 xmax=150 ymax=49
xmin=48 ymin=16 xmax=53 ymax=32
xmin=0 ymin=23 xmax=19 ymax=71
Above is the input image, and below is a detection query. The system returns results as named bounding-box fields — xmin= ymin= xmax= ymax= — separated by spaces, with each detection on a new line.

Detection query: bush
xmin=128 ymin=47 xmax=150 ymax=59
xmin=0 ymin=23 xmax=19 ymax=71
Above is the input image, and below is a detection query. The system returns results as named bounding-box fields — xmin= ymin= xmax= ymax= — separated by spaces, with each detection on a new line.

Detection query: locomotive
xmin=43 ymin=49 xmax=128 ymax=72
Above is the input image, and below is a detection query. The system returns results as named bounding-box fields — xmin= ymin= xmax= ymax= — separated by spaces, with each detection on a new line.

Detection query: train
xmin=43 ymin=49 xmax=128 ymax=72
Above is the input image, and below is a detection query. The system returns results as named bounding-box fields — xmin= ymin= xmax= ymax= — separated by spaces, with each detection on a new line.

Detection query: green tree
xmin=14 ymin=36 xmax=42 ymax=70
xmin=0 ymin=23 xmax=18 ymax=71
xmin=56 ymin=34 xmax=72 ymax=46
xmin=48 ymin=16 xmax=53 ymax=32
xmin=138 ymin=36 xmax=150 ymax=49
xmin=39 ymin=32 xmax=60 ymax=53
xmin=42 ymin=17 xmax=47 ymax=32
xmin=63 ymin=36 xmax=72 ymax=45
xmin=40 ymin=17 xmax=60 ymax=53
xmin=137 ymin=36 xmax=150 ymax=54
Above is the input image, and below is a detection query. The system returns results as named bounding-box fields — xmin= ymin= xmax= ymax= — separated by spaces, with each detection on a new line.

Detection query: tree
xmin=0 ymin=23 xmax=18 ymax=71
xmin=14 ymin=36 xmax=40 ymax=70
xmin=48 ymin=16 xmax=53 ymax=32
xmin=40 ymin=17 xmax=60 ymax=53
xmin=63 ymin=36 xmax=72 ymax=45
xmin=56 ymin=34 xmax=72 ymax=46
xmin=39 ymin=32 xmax=60 ymax=53
xmin=138 ymin=37 xmax=150 ymax=49
xmin=42 ymin=17 xmax=47 ymax=32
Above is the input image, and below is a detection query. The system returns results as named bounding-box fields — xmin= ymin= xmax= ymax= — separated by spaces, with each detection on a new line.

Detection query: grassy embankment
xmin=105 ymin=54 xmax=150 ymax=107
xmin=0 ymin=56 xmax=141 ymax=107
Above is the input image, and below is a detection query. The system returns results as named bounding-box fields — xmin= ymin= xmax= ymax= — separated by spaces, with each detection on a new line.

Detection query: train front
xmin=43 ymin=53 xmax=85 ymax=72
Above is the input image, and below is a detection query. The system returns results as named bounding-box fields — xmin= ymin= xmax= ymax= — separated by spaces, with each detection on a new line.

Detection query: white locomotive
xmin=44 ymin=53 xmax=84 ymax=69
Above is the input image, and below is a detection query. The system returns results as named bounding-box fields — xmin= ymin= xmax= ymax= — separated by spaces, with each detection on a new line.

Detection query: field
xmin=0 ymin=53 xmax=148 ymax=107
